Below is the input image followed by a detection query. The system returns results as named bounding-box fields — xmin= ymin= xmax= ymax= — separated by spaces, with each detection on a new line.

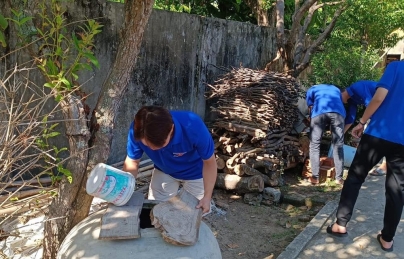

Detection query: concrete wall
xmin=81 ymin=4 xmax=277 ymax=163
xmin=2 ymin=2 xmax=278 ymax=164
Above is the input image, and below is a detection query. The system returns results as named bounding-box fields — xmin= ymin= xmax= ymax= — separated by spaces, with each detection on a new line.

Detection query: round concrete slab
xmin=57 ymin=209 xmax=221 ymax=259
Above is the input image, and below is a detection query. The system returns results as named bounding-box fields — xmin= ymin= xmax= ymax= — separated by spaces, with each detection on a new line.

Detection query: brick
xmin=304 ymin=157 xmax=334 ymax=169
xmin=320 ymin=157 xmax=335 ymax=167
xmin=302 ymin=159 xmax=336 ymax=183
xmin=319 ymin=166 xmax=335 ymax=183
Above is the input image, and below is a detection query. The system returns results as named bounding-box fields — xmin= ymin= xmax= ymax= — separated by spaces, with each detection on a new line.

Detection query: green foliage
xmin=153 ymin=0 xmax=256 ymax=23
xmin=0 ymin=13 xmax=9 ymax=47
xmin=339 ymin=0 xmax=404 ymax=49
xmin=35 ymin=116 xmax=72 ymax=184
xmin=308 ymin=40 xmax=383 ymax=88
xmin=31 ymin=0 xmax=103 ymax=101
xmin=307 ymin=0 xmax=403 ymax=88
xmin=4 ymin=0 xmax=103 ymax=184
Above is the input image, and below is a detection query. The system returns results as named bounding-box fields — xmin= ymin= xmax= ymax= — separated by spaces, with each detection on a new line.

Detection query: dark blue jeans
xmin=309 ymin=112 xmax=344 ymax=180
xmin=336 ymin=134 xmax=404 ymax=242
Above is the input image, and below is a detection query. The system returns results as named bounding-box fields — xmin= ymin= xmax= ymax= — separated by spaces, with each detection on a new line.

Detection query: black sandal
xmin=326 ymin=223 xmax=348 ymax=237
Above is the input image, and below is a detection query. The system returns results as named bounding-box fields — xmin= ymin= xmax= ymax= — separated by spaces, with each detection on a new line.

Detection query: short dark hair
xmin=134 ymin=106 xmax=173 ymax=147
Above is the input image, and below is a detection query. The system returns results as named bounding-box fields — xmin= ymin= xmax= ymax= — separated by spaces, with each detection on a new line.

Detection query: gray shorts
xmin=147 ymin=168 xmax=204 ymax=201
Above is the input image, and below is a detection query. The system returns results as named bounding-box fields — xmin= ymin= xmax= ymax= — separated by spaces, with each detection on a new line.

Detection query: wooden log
xmin=225 ymin=144 xmax=235 ymax=154
xmin=225 ymin=137 xmax=239 ymax=145
xmin=111 ymin=159 xmax=152 ymax=169
xmin=259 ymin=172 xmax=281 ymax=187
xmin=233 ymin=164 xmax=261 ymax=176
xmin=226 ymin=153 xmax=240 ymax=168
xmin=246 ymin=159 xmax=277 ymax=171
xmin=215 ymin=173 xmax=264 ymax=193
xmin=256 ymin=156 xmax=280 ymax=165
xmin=214 ymin=122 xmax=267 ymax=138
xmin=216 ymin=154 xmax=231 ymax=162
xmin=139 ymin=164 xmax=154 ymax=172
xmin=216 ymin=157 xmax=225 ymax=170
xmin=137 ymin=169 xmax=153 ymax=179
xmin=222 ymin=166 xmax=232 ymax=174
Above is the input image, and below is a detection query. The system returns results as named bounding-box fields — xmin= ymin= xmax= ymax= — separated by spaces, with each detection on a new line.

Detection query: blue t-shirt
xmin=365 ymin=61 xmax=404 ymax=145
xmin=306 ymin=84 xmax=346 ymax=118
xmin=126 ymin=111 xmax=215 ymax=180
xmin=345 ymin=80 xmax=378 ymax=124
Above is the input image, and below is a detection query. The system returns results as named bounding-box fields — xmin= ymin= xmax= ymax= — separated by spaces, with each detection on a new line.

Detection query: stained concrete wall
xmin=2 ymin=2 xmax=278 ymax=164
xmin=80 ymin=4 xmax=278 ymax=163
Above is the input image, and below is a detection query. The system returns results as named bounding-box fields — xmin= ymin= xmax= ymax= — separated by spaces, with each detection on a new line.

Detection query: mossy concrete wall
xmin=1 ymin=1 xmax=278 ymax=164
xmin=77 ymin=4 xmax=278 ymax=163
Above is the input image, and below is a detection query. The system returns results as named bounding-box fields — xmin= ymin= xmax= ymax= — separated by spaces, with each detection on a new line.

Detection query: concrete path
xmin=277 ymin=174 xmax=404 ymax=259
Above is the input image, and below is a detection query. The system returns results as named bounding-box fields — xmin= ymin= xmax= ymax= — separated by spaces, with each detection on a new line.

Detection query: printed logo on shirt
xmin=173 ymin=152 xmax=187 ymax=157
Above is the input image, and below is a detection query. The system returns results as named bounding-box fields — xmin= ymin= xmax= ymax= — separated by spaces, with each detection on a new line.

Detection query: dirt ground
xmin=203 ymin=166 xmax=343 ymax=259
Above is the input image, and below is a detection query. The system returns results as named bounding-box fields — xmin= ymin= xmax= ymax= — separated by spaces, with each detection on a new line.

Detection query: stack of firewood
xmin=207 ymin=67 xmax=305 ymax=195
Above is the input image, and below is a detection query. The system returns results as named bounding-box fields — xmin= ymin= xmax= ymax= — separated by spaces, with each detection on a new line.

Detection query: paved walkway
xmin=277 ymin=173 xmax=404 ymax=259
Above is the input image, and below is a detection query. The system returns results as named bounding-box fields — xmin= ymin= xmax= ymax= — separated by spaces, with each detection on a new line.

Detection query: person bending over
xmin=123 ymin=106 xmax=217 ymax=214
xmin=341 ymin=80 xmax=387 ymax=176
xmin=306 ymin=84 xmax=346 ymax=185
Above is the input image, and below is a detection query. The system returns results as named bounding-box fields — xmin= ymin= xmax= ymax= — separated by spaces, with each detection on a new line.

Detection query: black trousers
xmin=336 ymin=134 xmax=404 ymax=242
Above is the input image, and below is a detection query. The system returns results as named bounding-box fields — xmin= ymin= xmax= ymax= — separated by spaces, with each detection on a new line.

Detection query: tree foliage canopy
xmin=309 ymin=0 xmax=404 ymax=87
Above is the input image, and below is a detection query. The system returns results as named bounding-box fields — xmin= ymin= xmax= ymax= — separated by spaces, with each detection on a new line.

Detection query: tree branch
xmin=294 ymin=5 xmax=347 ymax=76
xmin=315 ymin=1 xmax=345 ymax=9
xmin=276 ymin=0 xmax=285 ymax=48
xmin=294 ymin=4 xmax=318 ymax=64
xmin=289 ymin=0 xmax=317 ymax=38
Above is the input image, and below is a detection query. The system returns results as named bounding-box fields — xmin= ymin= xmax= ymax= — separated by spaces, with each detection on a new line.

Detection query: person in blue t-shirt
xmin=123 ymin=106 xmax=217 ymax=214
xmin=306 ymin=84 xmax=346 ymax=185
xmin=341 ymin=80 xmax=387 ymax=176
xmin=328 ymin=61 xmax=404 ymax=252
xmin=341 ymin=80 xmax=377 ymax=133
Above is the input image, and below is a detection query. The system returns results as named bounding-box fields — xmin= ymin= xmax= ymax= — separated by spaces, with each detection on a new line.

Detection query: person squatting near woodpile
xmin=123 ymin=105 xmax=217 ymax=214
xmin=305 ymin=84 xmax=346 ymax=185
xmin=328 ymin=60 xmax=404 ymax=252
xmin=340 ymin=80 xmax=387 ymax=176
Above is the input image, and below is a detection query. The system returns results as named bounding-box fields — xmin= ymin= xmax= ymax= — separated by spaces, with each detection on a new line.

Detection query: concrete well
xmin=57 ymin=204 xmax=222 ymax=259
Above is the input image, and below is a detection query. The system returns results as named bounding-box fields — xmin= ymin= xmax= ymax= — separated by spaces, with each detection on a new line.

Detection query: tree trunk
xmin=265 ymin=0 xmax=347 ymax=77
xmin=215 ymin=173 xmax=264 ymax=193
xmin=43 ymin=96 xmax=92 ymax=258
xmin=43 ymin=0 xmax=155 ymax=258
xmin=245 ymin=0 xmax=270 ymax=26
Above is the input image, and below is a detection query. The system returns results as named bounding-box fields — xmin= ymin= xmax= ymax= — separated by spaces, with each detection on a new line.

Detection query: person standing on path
xmin=123 ymin=105 xmax=217 ymax=214
xmin=305 ymin=84 xmax=346 ymax=185
xmin=328 ymin=61 xmax=404 ymax=252
xmin=341 ymin=80 xmax=387 ymax=176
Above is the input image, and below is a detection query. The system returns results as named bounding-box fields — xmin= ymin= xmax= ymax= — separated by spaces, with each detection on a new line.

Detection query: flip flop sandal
xmin=370 ymin=168 xmax=386 ymax=176
xmin=377 ymin=234 xmax=394 ymax=252
xmin=326 ymin=224 xmax=348 ymax=237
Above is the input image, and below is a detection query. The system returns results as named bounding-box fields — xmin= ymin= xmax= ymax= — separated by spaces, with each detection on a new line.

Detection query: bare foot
xmin=331 ymin=223 xmax=347 ymax=234
xmin=379 ymin=235 xmax=393 ymax=249
xmin=378 ymin=161 xmax=387 ymax=172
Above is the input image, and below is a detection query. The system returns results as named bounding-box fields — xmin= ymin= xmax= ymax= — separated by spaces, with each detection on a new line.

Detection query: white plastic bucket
xmin=86 ymin=163 xmax=136 ymax=206
xmin=328 ymin=144 xmax=357 ymax=167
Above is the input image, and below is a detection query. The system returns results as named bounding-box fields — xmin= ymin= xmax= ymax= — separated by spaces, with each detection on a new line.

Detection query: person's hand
xmin=352 ymin=123 xmax=365 ymax=138
xmin=196 ymin=196 xmax=211 ymax=214
xmin=303 ymin=117 xmax=310 ymax=127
